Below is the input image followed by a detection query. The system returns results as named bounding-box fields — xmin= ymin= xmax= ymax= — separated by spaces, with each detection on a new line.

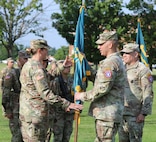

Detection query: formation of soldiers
xmin=1 ymin=31 xmax=154 ymax=142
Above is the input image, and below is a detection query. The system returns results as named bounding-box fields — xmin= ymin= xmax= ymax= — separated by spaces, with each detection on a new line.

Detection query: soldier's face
xmin=41 ymin=48 xmax=48 ymax=60
xmin=97 ymin=41 xmax=109 ymax=56
xmin=19 ymin=57 xmax=28 ymax=67
xmin=122 ymin=51 xmax=138 ymax=65
xmin=7 ymin=60 xmax=14 ymax=68
xmin=63 ymin=66 xmax=71 ymax=75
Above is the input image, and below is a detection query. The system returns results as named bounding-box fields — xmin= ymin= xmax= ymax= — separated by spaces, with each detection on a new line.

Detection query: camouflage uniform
xmin=118 ymin=43 xmax=154 ymax=142
xmin=50 ymin=73 xmax=74 ymax=142
xmin=1 ymin=58 xmax=22 ymax=142
xmin=19 ymin=39 xmax=70 ymax=142
xmin=78 ymin=31 xmax=125 ymax=142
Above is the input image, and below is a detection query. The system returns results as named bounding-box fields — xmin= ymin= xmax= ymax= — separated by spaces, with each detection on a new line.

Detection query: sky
xmin=15 ymin=0 xmax=140 ymax=49
xmin=16 ymin=1 xmax=69 ymax=49
xmin=15 ymin=0 xmax=133 ymax=49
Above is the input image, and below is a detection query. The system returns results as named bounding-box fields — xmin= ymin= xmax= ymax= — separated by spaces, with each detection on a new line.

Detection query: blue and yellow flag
xmin=72 ymin=5 xmax=90 ymax=104
xmin=136 ymin=19 xmax=149 ymax=67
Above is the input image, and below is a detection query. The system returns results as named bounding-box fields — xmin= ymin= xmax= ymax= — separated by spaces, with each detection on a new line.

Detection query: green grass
xmin=0 ymin=63 xmax=156 ymax=142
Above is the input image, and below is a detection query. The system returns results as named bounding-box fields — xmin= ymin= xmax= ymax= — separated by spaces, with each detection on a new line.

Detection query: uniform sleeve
xmin=140 ymin=69 xmax=154 ymax=115
xmin=49 ymin=77 xmax=62 ymax=96
xmin=1 ymin=72 xmax=13 ymax=114
xmin=32 ymin=68 xmax=70 ymax=110
xmin=12 ymin=69 xmax=21 ymax=93
xmin=81 ymin=63 xmax=117 ymax=101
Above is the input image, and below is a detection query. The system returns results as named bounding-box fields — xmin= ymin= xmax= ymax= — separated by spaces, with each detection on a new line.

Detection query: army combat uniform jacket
xmin=19 ymin=59 xmax=70 ymax=123
xmin=1 ymin=67 xmax=21 ymax=115
xmin=123 ymin=61 xmax=153 ymax=117
xmin=80 ymin=52 xmax=126 ymax=122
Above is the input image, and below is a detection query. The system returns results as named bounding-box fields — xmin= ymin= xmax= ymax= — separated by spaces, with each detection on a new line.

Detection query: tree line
xmin=0 ymin=0 xmax=156 ymax=67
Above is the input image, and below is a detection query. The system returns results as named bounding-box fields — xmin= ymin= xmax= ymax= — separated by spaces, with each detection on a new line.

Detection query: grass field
xmin=0 ymin=63 xmax=156 ymax=142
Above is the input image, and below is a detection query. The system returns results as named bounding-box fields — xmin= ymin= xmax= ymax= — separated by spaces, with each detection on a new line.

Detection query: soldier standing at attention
xmin=118 ymin=43 xmax=154 ymax=142
xmin=1 ymin=56 xmax=23 ymax=142
xmin=50 ymin=60 xmax=74 ymax=142
xmin=75 ymin=31 xmax=125 ymax=142
xmin=19 ymin=39 xmax=83 ymax=142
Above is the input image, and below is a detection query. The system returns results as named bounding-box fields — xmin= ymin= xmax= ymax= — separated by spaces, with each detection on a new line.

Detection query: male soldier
xmin=1 ymin=57 xmax=22 ymax=142
xmin=75 ymin=31 xmax=125 ymax=142
xmin=17 ymin=50 xmax=30 ymax=70
xmin=1 ymin=51 xmax=29 ymax=142
xmin=50 ymin=60 xmax=74 ymax=142
xmin=118 ymin=43 xmax=154 ymax=142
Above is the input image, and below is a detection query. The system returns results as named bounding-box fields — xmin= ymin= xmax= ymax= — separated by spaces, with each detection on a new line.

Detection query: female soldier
xmin=19 ymin=39 xmax=83 ymax=142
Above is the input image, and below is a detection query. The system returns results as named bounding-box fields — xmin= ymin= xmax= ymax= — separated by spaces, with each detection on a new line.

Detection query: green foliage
xmin=51 ymin=0 xmax=127 ymax=64
xmin=125 ymin=0 xmax=156 ymax=66
xmin=51 ymin=0 xmax=156 ymax=66
xmin=0 ymin=0 xmax=45 ymax=57
xmin=49 ymin=47 xmax=56 ymax=56
xmin=54 ymin=46 xmax=69 ymax=60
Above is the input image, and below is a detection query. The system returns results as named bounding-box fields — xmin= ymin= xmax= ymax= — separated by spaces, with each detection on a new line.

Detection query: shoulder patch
xmin=147 ymin=74 xmax=153 ymax=83
xmin=103 ymin=69 xmax=112 ymax=78
xmin=5 ymin=75 xmax=11 ymax=79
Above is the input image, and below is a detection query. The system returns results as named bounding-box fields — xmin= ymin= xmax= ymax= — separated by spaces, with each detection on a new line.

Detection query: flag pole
xmin=73 ymin=1 xmax=86 ymax=142
xmin=74 ymin=110 xmax=80 ymax=142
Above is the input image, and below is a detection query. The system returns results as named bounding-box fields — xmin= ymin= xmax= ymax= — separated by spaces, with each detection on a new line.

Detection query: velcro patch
xmin=147 ymin=74 xmax=153 ymax=83
xmin=5 ymin=75 xmax=11 ymax=79
xmin=103 ymin=70 xmax=112 ymax=78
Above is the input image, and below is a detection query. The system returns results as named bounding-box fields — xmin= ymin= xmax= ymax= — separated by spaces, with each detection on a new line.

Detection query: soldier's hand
xmin=5 ymin=113 xmax=13 ymax=119
xmin=63 ymin=56 xmax=72 ymax=67
xmin=66 ymin=103 xmax=83 ymax=112
xmin=136 ymin=114 xmax=145 ymax=123
xmin=74 ymin=92 xmax=83 ymax=102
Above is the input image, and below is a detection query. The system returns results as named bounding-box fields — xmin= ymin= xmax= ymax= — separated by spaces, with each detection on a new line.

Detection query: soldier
xmin=118 ymin=43 xmax=154 ymax=142
xmin=1 ymin=57 xmax=23 ymax=142
xmin=75 ymin=31 xmax=125 ymax=142
xmin=17 ymin=50 xmax=30 ymax=70
xmin=49 ymin=60 xmax=74 ymax=142
xmin=19 ymin=39 xmax=83 ymax=142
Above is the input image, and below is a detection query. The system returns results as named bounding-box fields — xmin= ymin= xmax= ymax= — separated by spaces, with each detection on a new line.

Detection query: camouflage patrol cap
xmin=30 ymin=39 xmax=50 ymax=50
xmin=7 ymin=57 xmax=14 ymax=63
xmin=18 ymin=50 xmax=30 ymax=58
xmin=121 ymin=43 xmax=140 ymax=53
xmin=96 ymin=31 xmax=118 ymax=45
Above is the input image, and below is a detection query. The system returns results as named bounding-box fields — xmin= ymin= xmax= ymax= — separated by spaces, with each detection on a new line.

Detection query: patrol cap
xmin=96 ymin=31 xmax=118 ymax=45
xmin=7 ymin=57 xmax=14 ymax=63
xmin=18 ymin=50 xmax=30 ymax=58
xmin=121 ymin=43 xmax=140 ymax=53
xmin=30 ymin=39 xmax=50 ymax=50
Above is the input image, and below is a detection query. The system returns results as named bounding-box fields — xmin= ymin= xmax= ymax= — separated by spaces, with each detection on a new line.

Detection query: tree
xmin=125 ymin=0 xmax=156 ymax=67
xmin=0 ymin=0 xmax=46 ymax=58
xmin=51 ymin=0 xmax=127 ymax=64
xmin=54 ymin=46 xmax=69 ymax=60
xmin=51 ymin=0 xmax=156 ymax=67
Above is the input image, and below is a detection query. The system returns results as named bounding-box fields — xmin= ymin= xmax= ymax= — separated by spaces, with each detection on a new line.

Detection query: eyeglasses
xmin=98 ymin=41 xmax=107 ymax=46
xmin=122 ymin=52 xmax=133 ymax=55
